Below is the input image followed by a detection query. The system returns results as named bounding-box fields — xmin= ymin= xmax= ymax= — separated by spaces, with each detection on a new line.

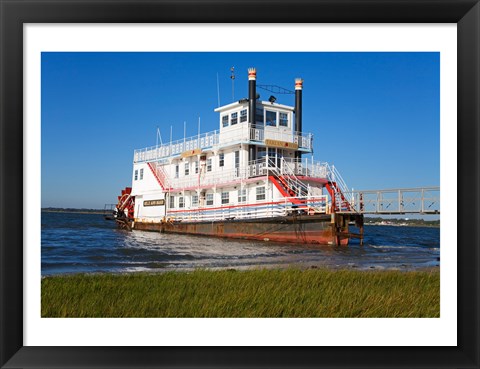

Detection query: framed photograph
xmin=1 ymin=0 xmax=479 ymax=368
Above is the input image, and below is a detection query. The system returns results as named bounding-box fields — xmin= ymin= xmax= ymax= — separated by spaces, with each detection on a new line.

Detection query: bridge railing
xmin=338 ymin=187 xmax=440 ymax=215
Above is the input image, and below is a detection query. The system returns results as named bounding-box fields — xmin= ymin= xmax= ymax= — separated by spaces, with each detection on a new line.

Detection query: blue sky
xmin=41 ymin=52 xmax=439 ymax=209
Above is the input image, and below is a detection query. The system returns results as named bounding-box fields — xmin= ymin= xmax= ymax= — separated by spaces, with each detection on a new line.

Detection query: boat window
xmin=219 ymin=153 xmax=224 ymax=167
xmin=139 ymin=168 xmax=144 ymax=180
xmin=185 ymin=162 xmax=190 ymax=176
xmin=276 ymin=149 xmax=284 ymax=168
xmin=169 ymin=195 xmax=175 ymax=208
xmin=234 ymin=151 xmax=239 ymax=167
xmin=221 ymin=191 xmax=229 ymax=205
xmin=265 ymin=110 xmax=277 ymax=127
xmin=194 ymin=161 xmax=199 ymax=174
xmin=207 ymin=158 xmax=212 ymax=172
xmin=231 ymin=112 xmax=238 ymax=125
xmin=240 ymin=109 xmax=247 ymax=123
xmin=179 ymin=196 xmax=185 ymax=208
xmin=134 ymin=169 xmax=138 ymax=181
xmin=256 ymin=147 xmax=266 ymax=162
xmin=206 ymin=193 xmax=214 ymax=206
xmin=175 ymin=165 xmax=179 ymax=178
xmin=267 ymin=148 xmax=276 ymax=167
xmin=192 ymin=195 xmax=199 ymax=207
xmin=222 ymin=115 xmax=229 ymax=127
xmin=238 ymin=189 xmax=246 ymax=203
xmin=256 ymin=186 xmax=266 ymax=201
xmin=279 ymin=112 xmax=288 ymax=127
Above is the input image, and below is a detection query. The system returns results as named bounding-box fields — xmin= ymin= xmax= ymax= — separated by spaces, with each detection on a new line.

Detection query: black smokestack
xmin=295 ymin=78 xmax=303 ymax=159
xmin=295 ymin=78 xmax=303 ymax=133
xmin=248 ymin=68 xmax=257 ymax=125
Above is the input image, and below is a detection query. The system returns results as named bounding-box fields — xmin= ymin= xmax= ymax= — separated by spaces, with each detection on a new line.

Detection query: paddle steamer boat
xmin=114 ymin=68 xmax=364 ymax=245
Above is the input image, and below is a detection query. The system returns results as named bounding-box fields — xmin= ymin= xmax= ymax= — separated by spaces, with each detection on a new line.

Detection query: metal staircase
xmin=147 ymin=161 xmax=171 ymax=191
xmin=269 ymin=158 xmax=311 ymax=205
xmin=324 ymin=164 xmax=355 ymax=212
xmin=280 ymin=158 xmax=310 ymax=196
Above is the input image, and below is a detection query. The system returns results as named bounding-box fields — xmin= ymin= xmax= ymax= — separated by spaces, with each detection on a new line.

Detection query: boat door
xmin=267 ymin=148 xmax=284 ymax=171
xmin=234 ymin=150 xmax=240 ymax=177
xmin=254 ymin=106 xmax=265 ymax=140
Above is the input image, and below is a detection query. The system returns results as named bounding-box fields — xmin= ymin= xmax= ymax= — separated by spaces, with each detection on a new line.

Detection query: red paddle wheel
xmin=115 ymin=187 xmax=135 ymax=230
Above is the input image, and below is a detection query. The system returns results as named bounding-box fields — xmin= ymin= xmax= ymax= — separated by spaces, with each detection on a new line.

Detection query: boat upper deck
xmin=134 ymin=123 xmax=313 ymax=164
xmin=145 ymin=156 xmax=332 ymax=193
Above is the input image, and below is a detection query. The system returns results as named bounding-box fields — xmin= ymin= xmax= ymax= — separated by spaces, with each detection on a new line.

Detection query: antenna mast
xmin=156 ymin=127 xmax=163 ymax=147
xmin=216 ymin=72 xmax=221 ymax=107
xmin=230 ymin=66 xmax=235 ymax=101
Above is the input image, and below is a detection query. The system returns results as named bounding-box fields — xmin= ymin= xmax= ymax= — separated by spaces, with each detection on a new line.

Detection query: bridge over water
xmin=336 ymin=187 xmax=440 ymax=215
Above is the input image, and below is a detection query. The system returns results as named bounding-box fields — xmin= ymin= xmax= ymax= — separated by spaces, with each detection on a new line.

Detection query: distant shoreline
xmin=42 ymin=209 xmax=106 ymax=215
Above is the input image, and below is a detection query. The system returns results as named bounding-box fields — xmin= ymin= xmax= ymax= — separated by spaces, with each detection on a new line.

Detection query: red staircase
xmin=325 ymin=181 xmax=353 ymax=212
xmin=269 ymin=175 xmax=304 ymax=205
xmin=147 ymin=162 xmax=170 ymax=191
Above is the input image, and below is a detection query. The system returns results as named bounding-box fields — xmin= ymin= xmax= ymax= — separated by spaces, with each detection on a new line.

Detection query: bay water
xmin=41 ymin=211 xmax=440 ymax=276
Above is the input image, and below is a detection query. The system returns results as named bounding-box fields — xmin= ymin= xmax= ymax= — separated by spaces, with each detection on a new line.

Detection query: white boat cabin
xmin=129 ymin=68 xmax=349 ymax=223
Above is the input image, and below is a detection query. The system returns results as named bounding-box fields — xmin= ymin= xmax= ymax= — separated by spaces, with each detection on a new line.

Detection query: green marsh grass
xmin=41 ymin=268 xmax=440 ymax=318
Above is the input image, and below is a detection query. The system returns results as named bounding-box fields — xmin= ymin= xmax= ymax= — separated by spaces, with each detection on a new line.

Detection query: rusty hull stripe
xmin=133 ymin=214 xmax=350 ymax=245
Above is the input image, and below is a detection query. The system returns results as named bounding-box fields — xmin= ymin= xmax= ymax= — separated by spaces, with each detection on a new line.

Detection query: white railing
xmin=149 ymin=162 xmax=171 ymax=190
xmin=337 ymin=187 xmax=440 ymax=214
xmin=247 ymin=157 xmax=327 ymax=178
xmin=325 ymin=163 xmax=351 ymax=196
xmin=170 ymin=166 xmax=249 ymax=190
xmin=159 ymin=158 xmax=332 ymax=191
xmin=276 ymin=158 xmax=330 ymax=179
xmin=248 ymin=126 xmax=313 ymax=150
xmin=318 ymin=162 xmax=354 ymax=211
xmin=133 ymin=124 xmax=314 ymax=163
xmin=271 ymin=158 xmax=310 ymax=197
xmin=156 ymin=195 xmax=329 ymax=222
xmin=134 ymin=131 xmax=220 ymax=163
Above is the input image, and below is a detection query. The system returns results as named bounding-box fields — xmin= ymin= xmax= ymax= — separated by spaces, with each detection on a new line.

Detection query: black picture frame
xmin=1 ymin=1 xmax=479 ymax=368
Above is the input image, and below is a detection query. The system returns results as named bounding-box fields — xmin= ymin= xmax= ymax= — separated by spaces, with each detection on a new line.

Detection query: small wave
xmin=369 ymin=245 xmax=416 ymax=250
xmin=143 ymin=262 xmax=169 ymax=269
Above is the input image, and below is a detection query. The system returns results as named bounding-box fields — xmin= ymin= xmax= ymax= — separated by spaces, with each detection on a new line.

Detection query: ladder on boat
xmin=147 ymin=161 xmax=171 ymax=191
xmin=324 ymin=164 xmax=356 ymax=213
xmin=268 ymin=158 xmax=328 ymax=213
